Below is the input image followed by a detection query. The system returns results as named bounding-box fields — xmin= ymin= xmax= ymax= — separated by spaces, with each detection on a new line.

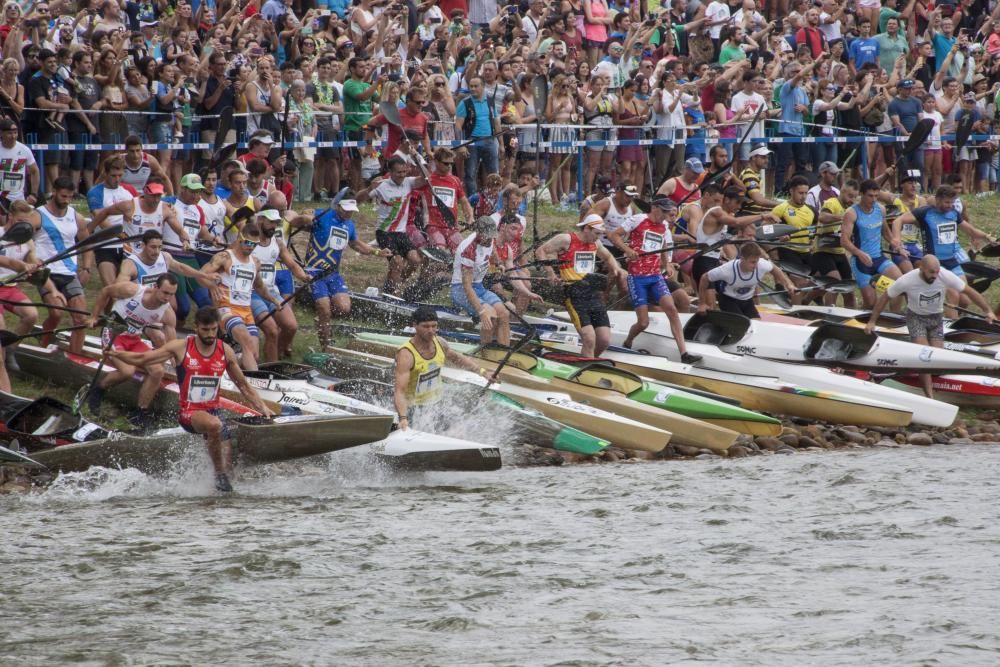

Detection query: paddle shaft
xmin=72 ymin=326 xmax=123 ymax=415
xmin=255 ymin=264 xmax=335 ymax=326
xmin=479 ymin=302 xmax=537 ymax=393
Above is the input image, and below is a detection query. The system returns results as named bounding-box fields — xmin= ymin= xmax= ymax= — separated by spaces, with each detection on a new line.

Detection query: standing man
xmin=455 ymin=76 xmax=501 ymax=198
xmin=536 ymin=215 xmax=626 ymax=357
xmin=770 ymin=174 xmax=816 ymax=299
xmin=343 ymin=57 xmax=384 ymax=192
xmin=107 ymin=306 xmax=273 ymax=493
xmin=88 ymin=179 xmax=192 ymax=251
xmin=413 ymin=147 xmax=473 ymax=252
xmin=812 ymin=180 xmax=859 ymax=307
xmin=608 ymin=198 xmax=701 ymax=362
xmin=0 ymin=119 xmax=39 ymax=204
xmin=365 ymin=88 xmax=432 ymax=160
xmin=87 ymin=157 xmax=138 ymax=286
xmin=451 ymin=217 xmax=511 ymax=346
xmin=357 ymin=155 xmax=423 ymax=294
xmin=805 ymin=161 xmax=841 ymax=210
xmin=841 ymin=179 xmax=903 ymax=308
xmin=738 ymin=147 xmax=781 ymax=214
xmin=888 ymin=79 xmax=923 ymax=178
xmin=865 ymin=255 xmax=993 ymax=398
xmin=29 ymin=176 xmax=91 ymax=355
xmin=775 ymin=57 xmax=823 ymax=193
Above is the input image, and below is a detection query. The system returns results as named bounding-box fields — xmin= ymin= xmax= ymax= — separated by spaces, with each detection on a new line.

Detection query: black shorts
xmin=717 ymin=292 xmax=759 ymax=319
xmin=316 ymin=127 xmax=338 ymax=160
xmin=346 ymin=130 xmax=365 ymax=160
xmin=565 ymin=295 xmax=610 ymax=330
xmin=692 ymin=255 xmax=721 ymax=285
xmin=666 ymin=279 xmax=683 ymax=292
xmin=776 ymin=247 xmax=812 ymax=271
xmin=41 ymin=273 xmax=85 ymax=300
xmin=94 ymin=246 xmax=124 ymax=268
xmin=810 ymin=252 xmax=851 ymax=278
xmin=375 ymin=229 xmax=415 ymax=257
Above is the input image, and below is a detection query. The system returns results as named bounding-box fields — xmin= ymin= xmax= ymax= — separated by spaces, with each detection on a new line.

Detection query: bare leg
xmin=593 ymin=325 xmax=611 ymax=357
xmin=623 ymin=305 xmax=649 ymax=349
xmin=579 ymin=325 xmax=597 ymax=357
xmin=190 ymin=410 xmax=232 ymax=476
xmin=659 ymin=293 xmax=689 ymax=356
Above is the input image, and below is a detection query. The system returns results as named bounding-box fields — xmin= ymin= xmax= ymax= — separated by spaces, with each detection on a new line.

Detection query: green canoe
xmin=302 ymin=351 xmax=610 ymax=456
xmin=352 ymin=333 xmax=783 ymax=438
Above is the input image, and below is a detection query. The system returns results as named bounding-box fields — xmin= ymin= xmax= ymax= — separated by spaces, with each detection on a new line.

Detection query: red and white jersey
xmin=451 ymin=232 xmax=495 ymax=285
xmin=621 ymin=214 xmax=672 ymax=276
xmin=177 ymin=336 xmax=227 ymax=417
xmin=122 ymin=154 xmax=153 ymax=192
xmin=419 ymin=173 xmax=465 ymax=231
xmin=0 ymin=141 xmax=35 ymax=200
xmin=372 ymin=176 xmax=417 ymax=234
xmin=489 ymin=211 xmax=526 ymax=264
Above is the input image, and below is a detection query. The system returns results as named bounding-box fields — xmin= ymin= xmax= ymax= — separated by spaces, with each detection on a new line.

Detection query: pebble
xmin=754 ymin=437 xmax=784 ymax=452
xmin=778 ymin=434 xmax=800 ymax=448
xmin=907 ymin=433 xmax=934 ymax=447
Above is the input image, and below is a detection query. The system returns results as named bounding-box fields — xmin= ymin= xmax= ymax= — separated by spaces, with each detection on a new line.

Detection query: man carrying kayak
xmin=107 ymin=305 xmax=273 ymax=493
xmin=607 ymin=198 xmax=701 ymax=363
xmin=840 ymin=179 xmax=903 ymax=309
xmin=697 ymin=242 xmax=797 ymax=319
xmin=865 ymin=255 xmax=994 ymax=398
xmin=536 ymin=214 xmax=626 ymax=357
xmin=393 ymin=306 xmax=492 ymax=431
xmin=86 ymin=274 xmax=177 ymax=430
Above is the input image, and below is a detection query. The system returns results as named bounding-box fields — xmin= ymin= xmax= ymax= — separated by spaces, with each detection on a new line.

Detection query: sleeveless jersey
xmin=696 ymin=206 xmax=729 ymax=259
xmin=125 ymin=251 xmax=168 ymax=286
xmin=622 ymin=216 xmax=670 ymax=276
xmin=667 ymin=178 xmax=700 ymax=206
xmin=199 ymin=197 xmax=229 ymax=248
xmin=600 ymin=199 xmax=634 ymax=247
xmin=220 ymin=250 xmax=257 ymax=307
xmin=122 ymin=154 xmax=153 ymax=191
xmin=306 ymin=210 xmax=355 ymax=271
xmin=176 ymin=336 xmax=227 ymax=416
xmin=166 ymin=200 xmax=203 ymax=257
xmin=126 ymin=197 xmax=165 ymax=238
xmin=892 ymin=196 xmax=919 ymax=242
xmin=251 ymin=239 xmax=281 ymax=292
xmin=87 ymin=182 xmax=137 ymax=250
xmin=850 ymin=203 xmax=887 ymax=259
xmin=707 ymin=257 xmax=775 ymax=300
xmin=738 ymin=166 xmax=769 ymax=214
xmin=34 ymin=205 xmax=79 ymax=276
xmin=401 ymin=337 xmax=445 ymax=406
xmin=0 ymin=226 xmax=29 ymax=282
xmin=558 ymin=233 xmax=598 ymax=283
xmin=912 ymin=205 xmax=961 ymax=262
xmin=816 ymin=198 xmax=846 ymax=255
xmin=111 ymin=285 xmax=169 ymax=333
xmin=222 ymin=196 xmax=256 ymax=238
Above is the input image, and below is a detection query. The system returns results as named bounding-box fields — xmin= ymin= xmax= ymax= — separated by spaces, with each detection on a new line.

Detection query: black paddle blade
xmin=955 ymin=114 xmax=975 ymax=153
xmin=231 ymin=206 xmax=255 ymax=225
xmin=379 ymin=100 xmax=402 ymax=128
xmin=214 ymin=106 xmax=234 ymax=156
xmin=531 ymin=75 xmax=549 ymax=116
xmin=902 ymin=118 xmax=934 ymax=156
xmin=26 ymin=266 xmax=50 ymax=287
xmin=0 ymin=329 xmax=22 ymax=346
xmin=212 ymin=142 xmax=238 ymax=168
xmin=329 ymin=186 xmax=351 ymax=207
xmin=977 ymin=243 xmax=1000 ymax=258
xmin=1 ymin=220 xmax=34 ymax=245
xmin=85 ymin=223 xmax=125 ymax=248
xmin=632 ymin=198 xmax=651 ymax=213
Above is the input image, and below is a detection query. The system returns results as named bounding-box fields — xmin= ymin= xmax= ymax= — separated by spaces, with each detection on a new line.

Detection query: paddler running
xmin=865 ymin=255 xmax=994 ymax=398
xmin=85 ymin=273 xmax=177 ymax=429
xmin=607 ymin=197 xmax=701 ymax=363
xmin=536 ymin=214 xmax=626 ymax=357
xmin=840 ymin=179 xmax=903 ymax=309
xmin=878 ymin=169 xmax=925 ymax=273
xmin=107 ymin=306 xmax=273 ymax=492
xmin=698 ymin=242 xmax=797 ymax=319
xmin=393 ymin=305 xmax=492 ymax=431
xmin=770 ymin=175 xmax=816 ymax=302
xmin=812 ymin=180 xmax=858 ymax=308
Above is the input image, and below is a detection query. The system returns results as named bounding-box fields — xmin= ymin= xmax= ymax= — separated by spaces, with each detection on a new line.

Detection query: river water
xmin=3 ymin=444 xmax=1000 ymax=666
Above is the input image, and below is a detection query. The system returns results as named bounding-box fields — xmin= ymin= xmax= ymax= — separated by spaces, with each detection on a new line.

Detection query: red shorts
xmin=408 ymin=226 xmax=462 ymax=252
xmin=113 ymin=333 xmax=152 ymax=353
xmin=0 ymin=285 xmax=29 ymax=313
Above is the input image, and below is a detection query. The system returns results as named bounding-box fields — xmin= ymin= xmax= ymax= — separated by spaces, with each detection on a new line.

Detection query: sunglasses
xmin=240 ymin=235 xmax=259 ymax=247
xmin=261 ymin=229 xmax=276 ymax=238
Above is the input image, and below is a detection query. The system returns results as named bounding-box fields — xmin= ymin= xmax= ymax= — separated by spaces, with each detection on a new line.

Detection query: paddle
xmin=0 ymin=297 xmax=91 ymax=315
xmin=531 ymin=74 xmax=548 ymax=246
xmin=889 ymin=118 xmax=934 ymax=183
xmin=3 ymin=223 xmax=127 ymax=285
xmin=210 ymin=106 xmax=236 ymax=167
xmin=72 ymin=325 xmax=122 ymax=416
xmin=255 ymin=262 xmax=336 ymax=326
xmin=0 ymin=443 xmax=45 ymax=468
xmin=0 ymin=322 xmax=96 ymax=347
xmin=0 ymin=221 xmax=36 ymax=247
xmin=955 ymin=113 xmax=975 ymax=156
xmin=945 ymin=303 xmax=995 ymax=320
xmin=478 ymin=303 xmax=538 ymax=394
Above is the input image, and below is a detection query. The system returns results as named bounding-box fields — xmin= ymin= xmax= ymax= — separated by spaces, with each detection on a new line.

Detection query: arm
xmin=108 ymin=338 xmax=185 ymax=367
xmin=88 ymin=282 xmax=138 ymax=326
xmin=839 ymin=207 xmax=871 ymax=264
xmin=769 ymin=265 xmax=798 ymax=292
xmin=393 ymin=346 xmax=414 ymax=426
xmin=864 ymin=290 xmax=891 ymax=333
xmin=442 ymin=341 xmax=485 ymax=373
xmin=146 ymin=156 xmax=173 ymax=195
xmin=224 ymin=345 xmax=274 ymax=416
xmin=960 ymin=283 xmax=995 ymax=321
xmin=461 ymin=265 xmax=494 ymax=328
xmin=697 ymin=272 xmax=717 ymax=313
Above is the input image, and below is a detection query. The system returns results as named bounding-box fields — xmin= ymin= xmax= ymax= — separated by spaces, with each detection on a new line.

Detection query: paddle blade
xmin=421 ymin=247 xmax=453 ymax=264
xmin=0 ymin=444 xmax=45 ymax=468
xmin=0 ymin=329 xmax=21 ymax=346
xmin=231 ymin=206 xmax=255 ymax=225
xmin=978 ymin=243 xmax=1000 ymax=258
xmin=531 ymin=75 xmax=548 ymax=116
xmin=329 ymin=186 xmax=351 ymax=208
xmin=955 ymin=113 xmax=974 ymax=153
xmin=84 ymin=223 xmax=125 ymax=248
xmin=902 ymin=118 xmax=934 ymax=156
xmin=632 ymin=198 xmax=651 ymax=213
xmin=26 ymin=266 xmax=50 ymax=288
xmin=214 ymin=106 xmax=234 ymax=157
xmin=756 ymin=223 xmax=798 ymax=241
xmin=379 ymin=101 xmax=403 ymax=128
xmin=1 ymin=220 xmax=34 ymax=246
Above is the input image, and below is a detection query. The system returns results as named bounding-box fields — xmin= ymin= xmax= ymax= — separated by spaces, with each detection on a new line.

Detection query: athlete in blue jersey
xmin=840 ymin=179 xmax=903 ymax=308
xmin=304 ymin=197 xmax=390 ymax=349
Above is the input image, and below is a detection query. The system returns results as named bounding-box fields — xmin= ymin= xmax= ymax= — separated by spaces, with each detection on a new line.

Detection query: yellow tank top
xmin=402 ymin=338 xmax=445 ymax=406
xmin=772 ymin=201 xmax=815 ymax=253
xmin=816 ymin=198 xmax=846 ymax=255
xmin=893 ymin=196 xmax=919 ymax=242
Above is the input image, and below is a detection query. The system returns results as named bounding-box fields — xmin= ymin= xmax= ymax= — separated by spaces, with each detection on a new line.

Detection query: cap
xmin=901 ymin=169 xmax=922 ymax=183
xmin=818 ymin=161 xmax=841 ymax=174
xmin=749 ymin=146 xmax=773 ymax=158
xmin=249 ymin=132 xmax=274 ymax=145
xmin=652 ymin=197 xmax=677 ymax=210
xmin=577 ymin=214 xmax=605 ymax=230
xmin=143 ymin=182 xmax=165 ymax=195
xmin=684 ymin=158 xmax=705 ymax=174
xmin=618 ymin=183 xmax=640 ymax=197
xmin=257 ymin=208 xmax=282 ymax=222
xmin=338 ymin=199 xmax=359 ymax=212
xmin=899 ymin=79 xmax=915 ymax=89
xmin=179 ymin=173 xmax=205 ymax=190
xmin=472 ymin=215 xmax=498 ymax=239
xmin=595 ymin=175 xmax=613 ymax=194
xmin=139 ymin=20 xmax=158 ymax=27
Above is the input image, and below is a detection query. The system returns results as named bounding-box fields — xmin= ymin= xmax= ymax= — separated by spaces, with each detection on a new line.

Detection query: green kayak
xmin=351 ymin=333 xmax=783 ymax=439
xmin=302 ymin=351 xmax=610 ymax=456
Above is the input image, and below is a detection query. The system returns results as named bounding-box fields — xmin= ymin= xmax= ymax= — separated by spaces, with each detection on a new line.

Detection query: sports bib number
xmin=125 ymin=315 xmax=148 ymax=333
xmin=260 ymin=263 xmax=276 ymax=287
xmin=187 ymin=375 xmax=220 ymax=403
xmin=641 ymin=231 xmax=664 ymax=253
xmin=937 ymin=222 xmax=957 ymax=245
xmin=182 ymin=216 xmax=201 ymax=241
xmin=1 ymin=170 xmax=22 ymax=192
xmin=140 ymin=272 xmax=161 ymax=286
xmin=901 ymin=223 xmax=916 ymax=237
xmin=573 ymin=251 xmax=596 ymax=275
xmin=415 ymin=366 xmax=441 ymax=396
xmin=233 ymin=268 xmax=254 ymax=296
xmin=874 ymin=274 xmax=895 ymax=293
xmin=432 ymin=186 xmax=456 ymax=208
xmin=328 ymin=226 xmax=349 ymax=251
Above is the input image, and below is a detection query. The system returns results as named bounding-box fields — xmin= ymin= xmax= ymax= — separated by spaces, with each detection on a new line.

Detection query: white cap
xmin=338 ymin=199 xmax=359 ymax=212
xmin=749 ymin=147 xmax=773 ymax=157
xmin=257 ymin=208 xmax=282 ymax=221
xmin=577 ymin=214 xmax=605 ymax=230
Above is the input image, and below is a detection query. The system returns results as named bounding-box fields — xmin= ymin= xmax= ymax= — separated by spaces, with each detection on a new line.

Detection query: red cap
xmin=143 ymin=183 xmax=165 ymax=195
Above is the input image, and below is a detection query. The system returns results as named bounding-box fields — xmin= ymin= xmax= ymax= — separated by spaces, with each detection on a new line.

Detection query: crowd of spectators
xmin=4 ymin=0 xmax=1000 ymax=204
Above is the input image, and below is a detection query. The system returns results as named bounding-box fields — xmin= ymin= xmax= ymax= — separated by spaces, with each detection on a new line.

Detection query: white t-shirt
xmin=705 ymin=1 xmax=731 ymax=39
xmin=887 ymin=267 xmax=965 ymax=316
xmin=706 ymin=257 xmax=774 ymax=300
xmin=451 ymin=232 xmax=495 ymax=285
xmin=0 ymin=141 xmax=36 ymax=200
xmin=730 ymin=91 xmax=767 ymax=140
xmin=655 ymin=89 xmax=691 ymax=139
xmin=921 ymin=110 xmax=944 ymax=150
xmin=819 ymin=12 xmax=842 ymax=42
xmin=371 ymin=176 xmax=416 ymax=234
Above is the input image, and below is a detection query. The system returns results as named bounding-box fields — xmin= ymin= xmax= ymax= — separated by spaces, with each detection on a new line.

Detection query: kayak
xmin=340 ymin=338 xmax=739 ymax=453
xmin=375 ymin=430 xmax=501 ymax=472
xmin=542 ymin=313 xmax=957 ymax=428
xmin=350 ymin=332 xmax=782 ymax=438
xmin=849 ymin=371 xmax=1000 ymax=409
xmin=0 ymin=389 xmax=394 ymax=474
xmin=302 ymin=351 xmax=613 ymax=456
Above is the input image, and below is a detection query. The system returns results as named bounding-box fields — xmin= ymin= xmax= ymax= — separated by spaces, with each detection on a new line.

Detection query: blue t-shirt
xmin=932 ymin=32 xmax=956 ymax=73
xmin=913 ymin=205 xmax=961 ymax=261
xmin=307 ymin=209 xmax=357 ymax=270
xmin=455 ymin=95 xmax=493 ymax=138
xmin=887 ymin=96 xmax=922 ymax=132
xmin=848 ymin=37 xmax=880 ymax=69
xmin=779 ymin=81 xmax=808 ymax=136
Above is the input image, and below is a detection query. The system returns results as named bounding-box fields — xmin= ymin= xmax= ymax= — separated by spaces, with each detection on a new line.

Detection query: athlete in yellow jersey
xmin=393 ymin=306 xmax=490 ymax=431
xmin=768 ymin=175 xmax=815 ymax=303
xmin=812 ymin=180 xmax=858 ymax=307
xmin=738 ymin=147 xmax=781 ymax=215
xmin=878 ymin=170 xmax=926 ymax=272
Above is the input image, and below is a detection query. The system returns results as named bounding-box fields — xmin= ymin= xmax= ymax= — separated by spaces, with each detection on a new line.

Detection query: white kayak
xmin=373 ymin=430 xmax=502 ymax=472
xmin=546 ymin=311 xmax=957 ymax=428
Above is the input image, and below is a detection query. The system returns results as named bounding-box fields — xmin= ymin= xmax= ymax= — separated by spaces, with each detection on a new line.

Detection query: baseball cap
xmin=684 ymin=158 xmax=705 ymax=174
xmin=180 ymin=173 xmax=205 ymax=190
xmin=618 ymin=183 xmax=640 ymax=197
xmin=901 ymin=169 xmax=922 ymax=183
xmin=338 ymin=199 xmax=359 ymax=212
xmin=899 ymin=79 xmax=915 ymax=89
xmin=143 ymin=182 xmax=165 ymax=195
xmin=249 ymin=132 xmax=274 ymax=145
xmin=749 ymin=146 xmax=773 ymax=158
xmin=652 ymin=197 xmax=677 ymax=210
xmin=473 ymin=215 xmax=498 ymax=239
xmin=577 ymin=214 xmax=605 ymax=230
xmin=818 ymin=161 xmax=841 ymax=174
xmin=139 ymin=20 xmax=158 ymax=28
xmin=257 ymin=208 xmax=282 ymax=221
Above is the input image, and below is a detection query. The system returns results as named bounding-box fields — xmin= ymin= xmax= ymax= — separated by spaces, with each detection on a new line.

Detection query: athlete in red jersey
xmin=410 ymin=147 xmax=474 ymax=252
xmin=657 ymin=158 xmax=705 ymax=205
xmin=107 ymin=306 xmax=272 ymax=493
xmin=608 ymin=198 xmax=700 ymax=362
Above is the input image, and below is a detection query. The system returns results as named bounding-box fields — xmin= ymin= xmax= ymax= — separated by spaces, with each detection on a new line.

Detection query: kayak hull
xmin=374 ymin=430 xmax=502 ymax=472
